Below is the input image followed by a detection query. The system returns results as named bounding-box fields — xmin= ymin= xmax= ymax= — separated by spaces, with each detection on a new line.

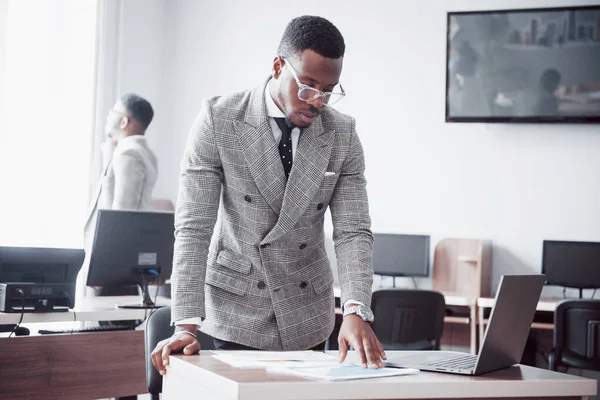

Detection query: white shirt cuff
xmin=175 ymin=317 xmax=203 ymax=329
xmin=343 ymin=299 xmax=366 ymax=310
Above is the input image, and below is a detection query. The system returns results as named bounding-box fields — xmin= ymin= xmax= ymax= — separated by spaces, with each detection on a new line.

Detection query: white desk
xmin=0 ymin=295 xmax=170 ymax=325
xmin=443 ymin=295 xmax=478 ymax=354
xmin=0 ymin=296 xmax=169 ymax=399
xmin=162 ymin=351 xmax=597 ymax=400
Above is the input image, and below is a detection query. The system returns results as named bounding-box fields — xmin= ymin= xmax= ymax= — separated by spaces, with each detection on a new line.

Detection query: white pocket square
xmin=325 ymin=171 xmax=336 ymax=176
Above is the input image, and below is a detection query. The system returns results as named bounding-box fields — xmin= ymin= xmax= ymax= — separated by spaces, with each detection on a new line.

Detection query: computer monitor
xmin=372 ymin=233 xmax=430 ymax=277
xmin=542 ymin=240 xmax=600 ymax=290
xmin=87 ymin=209 xmax=175 ymax=309
xmin=0 ymin=246 xmax=85 ymax=308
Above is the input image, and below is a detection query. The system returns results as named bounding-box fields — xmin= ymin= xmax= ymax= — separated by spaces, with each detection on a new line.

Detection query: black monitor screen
xmin=0 ymin=246 xmax=84 ymax=308
xmin=542 ymin=240 xmax=600 ymax=288
xmin=446 ymin=5 xmax=600 ymax=123
xmin=0 ymin=246 xmax=84 ymax=284
xmin=87 ymin=210 xmax=174 ymax=307
xmin=372 ymin=233 xmax=430 ymax=277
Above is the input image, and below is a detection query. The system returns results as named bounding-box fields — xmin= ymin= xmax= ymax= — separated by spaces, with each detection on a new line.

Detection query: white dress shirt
xmin=176 ymin=81 xmax=364 ymax=330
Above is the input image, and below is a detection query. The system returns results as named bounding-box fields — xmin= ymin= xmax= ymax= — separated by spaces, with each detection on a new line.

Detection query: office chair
xmin=549 ymin=299 xmax=600 ymax=372
xmin=370 ymin=289 xmax=446 ymax=350
xmin=145 ymin=306 xmax=215 ymax=399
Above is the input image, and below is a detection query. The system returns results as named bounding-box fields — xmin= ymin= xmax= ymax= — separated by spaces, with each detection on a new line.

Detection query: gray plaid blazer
xmin=171 ymin=78 xmax=373 ymax=350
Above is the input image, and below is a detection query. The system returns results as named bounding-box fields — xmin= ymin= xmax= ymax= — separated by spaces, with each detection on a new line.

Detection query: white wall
xmin=0 ymin=0 xmax=7 ymax=128
xmin=118 ymin=0 xmax=600 ymax=297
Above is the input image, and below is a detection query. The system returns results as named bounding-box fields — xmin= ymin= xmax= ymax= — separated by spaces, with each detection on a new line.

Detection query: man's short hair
xmin=121 ymin=93 xmax=154 ymax=130
xmin=539 ymin=69 xmax=561 ymax=93
xmin=277 ymin=16 xmax=345 ymax=60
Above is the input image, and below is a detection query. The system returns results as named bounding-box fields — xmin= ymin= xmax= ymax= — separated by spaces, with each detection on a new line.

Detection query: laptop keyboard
xmin=426 ymin=354 xmax=477 ymax=370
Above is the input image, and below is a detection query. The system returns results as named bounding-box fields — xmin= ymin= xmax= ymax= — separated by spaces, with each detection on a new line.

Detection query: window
xmin=0 ymin=0 xmax=97 ymax=248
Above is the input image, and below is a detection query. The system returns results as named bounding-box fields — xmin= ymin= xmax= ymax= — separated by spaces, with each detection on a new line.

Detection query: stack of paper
xmin=211 ymin=350 xmax=340 ymax=368
xmin=210 ymin=350 xmax=419 ymax=381
xmin=273 ymin=365 xmax=420 ymax=381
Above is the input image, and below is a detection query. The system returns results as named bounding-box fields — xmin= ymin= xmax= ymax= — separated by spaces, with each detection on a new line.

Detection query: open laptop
xmin=384 ymin=274 xmax=545 ymax=375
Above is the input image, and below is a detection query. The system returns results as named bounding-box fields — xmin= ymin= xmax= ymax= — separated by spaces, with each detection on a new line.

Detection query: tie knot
xmin=274 ymin=117 xmax=294 ymax=136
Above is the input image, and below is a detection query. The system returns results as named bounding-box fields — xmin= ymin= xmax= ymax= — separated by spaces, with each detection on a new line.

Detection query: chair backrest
xmin=145 ymin=306 xmax=215 ymax=395
xmin=370 ymin=289 xmax=446 ymax=350
xmin=432 ymin=238 xmax=492 ymax=299
xmin=552 ymin=299 xmax=600 ymax=371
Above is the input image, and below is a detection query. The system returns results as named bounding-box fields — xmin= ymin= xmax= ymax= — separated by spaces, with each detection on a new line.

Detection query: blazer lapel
xmin=83 ymin=160 xmax=112 ymax=230
xmin=264 ymin=114 xmax=335 ymax=244
xmin=234 ymin=78 xmax=287 ymax=215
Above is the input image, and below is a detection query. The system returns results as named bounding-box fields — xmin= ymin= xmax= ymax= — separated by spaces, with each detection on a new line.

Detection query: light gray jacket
xmin=84 ymin=135 xmax=158 ymax=245
xmin=171 ymin=78 xmax=373 ymax=350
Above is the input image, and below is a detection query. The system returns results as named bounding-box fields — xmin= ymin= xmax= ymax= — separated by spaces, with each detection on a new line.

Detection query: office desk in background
xmin=334 ymin=287 xmax=480 ymax=354
xmin=163 ymin=350 xmax=596 ymax=400
xmin=0 ymin=294 xmax=169 ymax=325
xmin=0 ymin=296 xmax=168 ymax=399
xmin=477 ymin=297 xmax=559 ymax=348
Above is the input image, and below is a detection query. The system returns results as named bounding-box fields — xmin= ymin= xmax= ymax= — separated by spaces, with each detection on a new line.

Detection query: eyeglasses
xmin=282 ymin=57 xmax=346 ymax=106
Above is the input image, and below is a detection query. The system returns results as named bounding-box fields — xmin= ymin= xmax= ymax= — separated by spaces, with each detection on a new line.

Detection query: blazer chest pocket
xmin=321 ymin=174 xmax=338 ymax=191
xmin=205 ymin=249 xmax=252 ymax=296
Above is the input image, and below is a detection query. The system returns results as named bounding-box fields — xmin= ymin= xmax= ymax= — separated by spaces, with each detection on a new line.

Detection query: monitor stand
xmin=117 ymin=266 xmax=166 ymax=309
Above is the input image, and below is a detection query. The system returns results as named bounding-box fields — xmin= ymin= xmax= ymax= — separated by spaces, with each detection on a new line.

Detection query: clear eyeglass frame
xmin=282 ymin=57 xmax=346 ymax=106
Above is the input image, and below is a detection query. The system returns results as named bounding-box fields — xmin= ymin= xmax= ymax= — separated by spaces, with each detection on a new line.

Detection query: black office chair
xmin=549 ymin=299 xmax=600 ymax=372
xmin=144 ymin=306 xmax=215 ymax=399
xmin=370 ymin=289 xmax=446 ymax=350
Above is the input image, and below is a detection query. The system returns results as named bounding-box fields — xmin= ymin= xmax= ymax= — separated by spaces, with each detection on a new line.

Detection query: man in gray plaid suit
xmin=152 ymin=15 xmax=386 ymax=373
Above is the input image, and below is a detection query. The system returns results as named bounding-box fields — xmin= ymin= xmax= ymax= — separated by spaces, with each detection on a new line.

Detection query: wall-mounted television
xmin=446 ymin=5 xmax=600 ymax=123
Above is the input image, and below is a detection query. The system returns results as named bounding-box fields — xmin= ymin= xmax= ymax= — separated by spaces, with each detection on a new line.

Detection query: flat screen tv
xmin=446 ymin=5 xmax=600 ymax=123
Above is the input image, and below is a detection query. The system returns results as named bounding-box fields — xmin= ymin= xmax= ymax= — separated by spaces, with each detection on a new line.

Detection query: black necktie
xmin=275 ymin=117 xmax=293 ymax=178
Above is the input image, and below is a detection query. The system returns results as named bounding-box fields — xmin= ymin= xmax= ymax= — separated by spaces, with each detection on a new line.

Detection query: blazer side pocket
xmin=216 ymin=249 xmax=252 ymax=274
xmin=206 ymin=268 xmax=249 ymax=296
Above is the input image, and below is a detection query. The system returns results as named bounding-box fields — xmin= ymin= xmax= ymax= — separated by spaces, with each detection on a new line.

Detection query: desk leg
xmin=470 ymin=304 xmax=477 ymax=354
xmin=478 ymin=305 xmax=485 ymax=353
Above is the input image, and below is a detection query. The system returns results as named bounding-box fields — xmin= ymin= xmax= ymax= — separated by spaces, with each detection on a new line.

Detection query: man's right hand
xmin=151 ymin=328 xmax=201 ymax=376
xmin=100 ymin=138 xmax=117 ymax=168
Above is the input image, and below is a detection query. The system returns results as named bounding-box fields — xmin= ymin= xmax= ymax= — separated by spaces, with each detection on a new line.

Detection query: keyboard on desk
xmin=38 ymin=324 xmax=134 ymax=335
xmin=426 ymin=355 xmax=477 ymax=370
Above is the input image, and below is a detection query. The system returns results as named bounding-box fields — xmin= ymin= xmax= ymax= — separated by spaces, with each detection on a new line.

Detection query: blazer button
xmin=257 ymin=281 xmax=266 ymax=289
xmin=299 ymin=244 xmax=307 ymax=250
xmin=299 ymin=281 xmax=308 ymax=289
xmin=244 ymin=195 xmax=252 ymax=202
xmin=317 ymin=203 xmax=324 ymax=210
xmin=260 ymin=243 xmax=270 ymax=249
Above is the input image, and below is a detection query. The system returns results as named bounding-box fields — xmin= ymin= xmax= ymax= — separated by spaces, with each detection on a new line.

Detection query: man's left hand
xmin=338 ymin=315 xmax=386 ymax=368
